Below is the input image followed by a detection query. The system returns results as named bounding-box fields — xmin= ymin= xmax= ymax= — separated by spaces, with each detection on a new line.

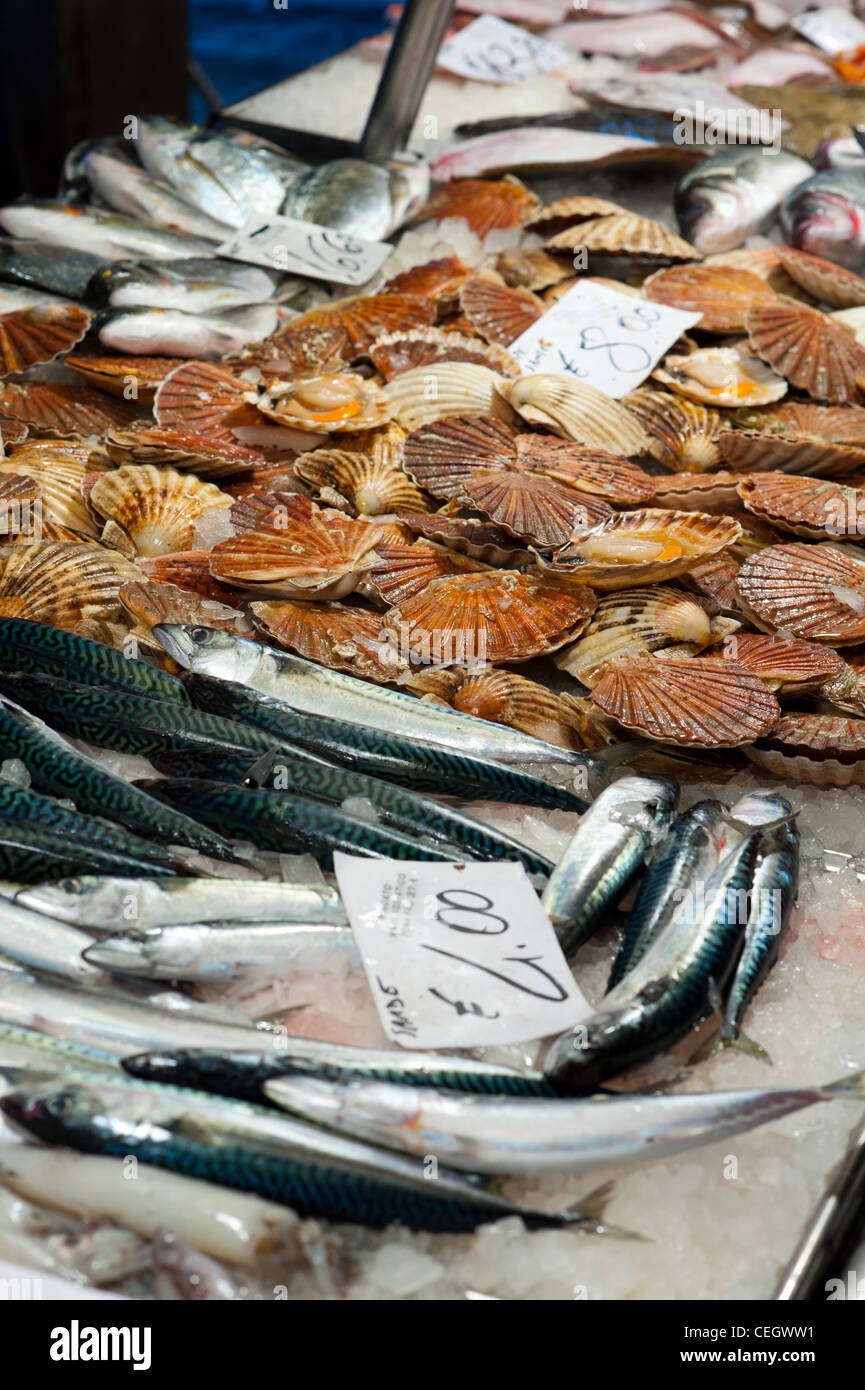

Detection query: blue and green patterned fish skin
xmin=0 ymin=617 xmax=192 ymax=704
xmin=136 ymin=778 xmax=470 ymax=868
xmin=182 ymin=671 xmax=589 ymax=813
xmin=0 ymin=696 xmax=236 ymax=860
xmin=0 ymin=782 xmax=181 ymax=870
xmin=0 ymin=1078 xmax=622 ymax=1236
xmin=0 ymin=820 xmax=179 ymax=884
xmin=607 ymin=800 xmax=728 ymax=992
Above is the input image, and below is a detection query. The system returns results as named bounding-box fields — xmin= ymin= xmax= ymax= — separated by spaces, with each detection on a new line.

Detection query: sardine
xmin=0 ymin=199 xmax=215 ymax=261
xmin=84 ymin=922 xmax=356 ymax=983
xmin=542 ymin=775 xmax=679 ymax=958
xmin=94 ymin=303 xmax=279 ymax=358
xmin=136 ymin=117 xmax=286 ymax=230
xmin=675 ymin=146 xmax=813 ymax=254
xmin=0 ymin=238 xmax=109 ymax=299
xmin=90 ymin=256 xmax=278 ymax=313
xmin=0 ymin=617 xmax=193 ymax=704
xmin=781 ymin=169 xmax=865 ymax=270
xmin=84 ymin=152 xmax=234 ymax=242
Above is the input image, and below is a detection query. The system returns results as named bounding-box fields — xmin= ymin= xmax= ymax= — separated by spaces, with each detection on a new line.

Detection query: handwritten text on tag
xmin=334 ymin=856 xmax=589 ymax=1049
xmin=215 ymin=217 xmax=391 ymax=287
xmin=793 ymin=7 xmax=865 ymax=55
xmin=438 ymin=14 xmax=571 ymax=84
xmin=508 ymin=280 xmax=701 ymax=398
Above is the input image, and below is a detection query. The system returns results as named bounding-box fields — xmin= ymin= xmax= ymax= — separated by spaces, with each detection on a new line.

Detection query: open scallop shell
xmin=546 ymin=213 xmax=700 ymax=263
xmin=383 ymin=363 xmax=515 ymax=431
xmin=294 ymin=446 xmax=427 ymax=515
xmin=457 ymin=271 xmax=543 ymax=347
xmin=774 ymin=247 xmax=865 ymax=310
xmin=649 ymin=471 xmax=742 ymax=514
xmin=643 ymin=265 xmax=776 ymax=334
xmin=706 ymin=631 xmax=845 ymax=693
xmin=744 ymin=713 xmax=865 ymax=787
xmin=591 ymin=655 xmax=781 ymax=748
xmin=87 ymin=465 xmax=233 ymax=559
xmin=381 ymin=256 xmax=470 ymax=311
xmin=364 ymin=539 xmax=488 ymax=607
xmin=738 ymin=472 xmax=865 ymax=540
xmin=556 ymin=586 xmax=713 ymax=687
xmin=745 ymin=301 xmax=865 ymax=405
xmin=0 ymin=381 xmax=136 ymax=437
xmin=414 ymin=175 xmax=540 ymax=237
xmin=524 ymin=196 xmax=625 ymax=238
xmin=0 ymin=540 xmax=140 ymax=633
xmin=368 ymin=328 xmax=521 ymax=381
xmin=66 ymin=354 xmax=186 ymax=402
xmin=0 ymin=440 xmax=108 ymax=538
xmin=513 ymin=435 xmax=654 ymax=504
xmin=104 ymin=424 xmax=265 ymax=479
xmin=465 ymin=467 xmax=613 ymax=548
xmin=251 ymin=599 xmax=406 ymax=681
xmin=396 ymin=511 xmax=525 ymax=567
xmin=402 ymin=415 xmax=518 ymax=500
xmin=718 ymin=427 xmax=865 ymax=478
xmin=452 ymin=669 xmax=590 ymax=750
xmin=624 ymin=388 xmax=725 ymax=473
xmin=209 ymin=496 xmax=382 ymax=600
xmin=736 ymin=542 xmax=865 ymax=644
xmin=0 ymin=304 xmax=90 ymax=376
xmin=536 ymin=509 xmax=742 ymax=590
xmin=493 ymin=247 xmax=572 ymax=292
xmin=257 ymin=372 xmax=391 ymax=434
xmin=655 ymin=348 xmax=787 ymax=408
xmin=154 ymin=361 xmax=259 ymax=435
xmin=119 ymin=579 xmax=249 ymax=636
xmin=385 ymin=570 xmax=596 ymax=667
xmin=265 ymin=293 xmax=437 ymax=371
xmin=138 ymin=550 xmax=238 ymax=603
xmin=502 ymin=375 xmax=649 ymax=456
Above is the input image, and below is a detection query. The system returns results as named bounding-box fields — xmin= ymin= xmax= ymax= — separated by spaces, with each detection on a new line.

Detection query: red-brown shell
xmin=591 ymin=655 xmax=781 ymax=747
xmin=0 ymin=304 xmax=90 ymax=376
xmin=0 ymin=381 xmax=135 ymax=436
xmin=402 ymin=415 xmax=518 ymax=501
xmin=514 ymin=434 xmax=655 ymax=503
xmin=457 ymin=271 xmax=543 ymax=347
xmin=735 ymin=542 xmax=865 ymax=644
xmin=251 ymin=599 xmax=406 ymax=681
xmin=644 ymin=265 xmax=777 ymax=333
xmin=465 ymin=467 xmax=613 ymax=548
xmin=745 ymin=300 xmax=865 ymax=405
xmin=414 ymin=176 xmax=540 ymax=237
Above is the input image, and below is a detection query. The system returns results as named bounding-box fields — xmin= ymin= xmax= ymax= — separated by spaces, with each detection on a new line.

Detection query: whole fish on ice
xmin=675 ymin=146 xmax=813 ymax=253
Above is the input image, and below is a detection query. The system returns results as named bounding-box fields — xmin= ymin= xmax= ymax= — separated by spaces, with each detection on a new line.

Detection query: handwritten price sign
xmin=215 ymin=217 xmax=391 ymax=286
xmin=438 ymin=14 xmax=571 ymax=84
xmin=334 ymin=856 xmax=589 ymax=1048
xmin=508 ymin=279 xmax=702 ymax=397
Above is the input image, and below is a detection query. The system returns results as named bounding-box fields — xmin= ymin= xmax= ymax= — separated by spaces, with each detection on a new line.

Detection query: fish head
xmin=153 ymin=623 xmax=263 ymax=683
xmin=0 ymin=1082 xmax=96 ymax=1141
xmin=783 ymin=182 xmax=865 ymax=266
xmin=265 ymin=1075 xmax=420 ymax=1131
xmin=675 ymin=172 xmax=749 ymax=255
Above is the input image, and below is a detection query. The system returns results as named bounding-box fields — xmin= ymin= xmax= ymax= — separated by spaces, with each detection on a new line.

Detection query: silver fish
xmin=93 ymin=256 xmax=278 ymax=313
xmin=0 ymin=1023 xmax=118 ymax=1073
xmin=0 ymin=199 xmax=215 ymax=261
xmin=781 ymin=169 xmax=865 ymax=271
xmin=675 ymin=147 xmax=813 ymax=254
xmin=542 ymin=775 xmax=679 ymax=958
xmin=85 ymin=152 xmax=234 ymax=242
xmin=83 ymin=922 xmax=355 ymax=983
xmin=0 ymin=238 xmax=109 ymax=299
xmin=95 ymin=303 xmax=279 ymax=358
xmin=136 ymin=117 xmax=286 ymax=230
xmin=282 ymin=156 xmax=428 ymax=240
xmin=263 ymin=1069 xmax=865 ymax=1176
xmin=0 ymin=898 xmax=108 ymax=988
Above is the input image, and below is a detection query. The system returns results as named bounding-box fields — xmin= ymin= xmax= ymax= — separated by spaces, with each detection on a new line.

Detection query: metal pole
xmin=359 ymin=0 xmax=456 ymax=160
xmin=775 ymin=1112 xmax=865 ymax=1300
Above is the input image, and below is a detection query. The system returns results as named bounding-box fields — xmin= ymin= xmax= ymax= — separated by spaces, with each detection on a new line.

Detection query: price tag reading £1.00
xmin=215 ymin=217 xmax=391 ymax=287
xmin=334 ymin=855 xmax=590 ymax=1050
xmin=507 ymin=279 xmax=702 ymax=398
xmin=437 ymin=14 xmax=572 ymax=84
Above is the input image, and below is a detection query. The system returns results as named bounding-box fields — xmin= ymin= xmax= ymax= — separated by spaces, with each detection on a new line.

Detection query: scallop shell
xmin=385 ymin=570 xmax=596 ymax=667
xmin=546 ymin=213 xmax=701 ymax=263
xmin=654 ymin=348 xmax=787 ymax=408
xmin=154 ymin=362 xmax=259 ymax=435
xmin=643 ymin=265 xmax=776 ymax=334
xmin=624 ymin=388 xmax=725 ymax=472
xmin=591 ymin=655 xmax=780 ymax=748
xmin=745 ymin=301 xmax=865 ymax=405
xmin=536 ymin=509 xmax=742 ymax=589
xmin=681 ymin=554 xmax=743 ymax=616
xmin=257 ymin=372 xmax=391 ymax=434
xmin=65 ymin=354 xmax=186 ymax=402
xmin=383 ymin=363 xmax=515 ymax=431
xmin=457 ymin=271 xmax=544 ymax=347
xmin=381 ymin=256 xmax=470 ymax=310
xmin=524 ymin=196 xmax=625 ymax=238
xmin=744 ymin=713 xmax=865 ymax=787
xmin=0 ymin=381 xmax=136 ymax=437
xmin=718 ymin=428 xmax=865 ymax=478
xmin=817 ymin=658 xmax=865 ymax=717
xmin=396 ymin=511 xmax=525 ymax=566
xmin=0 ymin=440 xmax=108 ymax=538
xmin=402 ymin=416 xmax=517 ymax=501
xmin=87 ymin=465 xmax=233 ymax=558
xmin=746 ymin=401 xmax=865 ymax=445
xmin=452 ymin=669 xmax=589 ymax=749
xmin=513 ymin=435 xmax=655 ymax=503
xmin=0 ymin=474 xmax=40 ymax=539
xmin=364 ymin=539 xmax=488 ymax=607
xmin=737 ymin=472 xmax=865 ymax=541
xmin=0 ymin=540 xmax=140 ymax=632
xmin=649 ymin=471 xmax=743 ymax=513
xmin=706 ymin=631 xmax=845 ymax=692
xmin=555 ymin=586 xmax=714 ymax=687
xmin=736 ymin=542 xmax=865 ymax=644
xmin=0 ymin=304 xmax=90 ymax=376
xmin=0 ymin=417 xmax=28 ymax=449
xmin=773 ymin=247 xmax=865 ymax=310
xmin=250 ymin=599 xmax=406 ymax=682
xmin=294 ymin=447 xmax=427 ymax=515
xmin=703 ymin=246 xmax=806 ymax=300
xmin=368 ymin=328 xmax=521 ymax=381
xmin=414 ymin=176 xmax=540 ymax=237
xmin=119 ymin=580 xmax=249 ymax=635
xmin=209 ymin=496 xmax=382 ymax=600
xmin=138 ymin=550 xmax=239 ymax=603
xmin=502 ymin=375 xmax=650 ymax=456
xmin=494 ymin=247 xmax=573 ymax=292
xmin=261 ymin=294 xmax=437 ymax=373
xmin=222 ymin=464 xmax=304 ymax=501
xmin=465 ymin=467 xmax=613 ymax=548
xmin=104 ymin=424 xmax=264 ymax=479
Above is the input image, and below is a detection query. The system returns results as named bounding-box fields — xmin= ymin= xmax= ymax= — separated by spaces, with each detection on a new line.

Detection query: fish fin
xmin=566 ymin=1181 xmax=647 ymax=1242
xmin=827 ymin=1067 xmax=865 ymax=1099
xmin=240 ymin=747 xmax=282 ymax=789
xmin=690 ymin=1030 xmax=773 ymax=1066
xmin=724 ymin=809 xmax=799 ymax=836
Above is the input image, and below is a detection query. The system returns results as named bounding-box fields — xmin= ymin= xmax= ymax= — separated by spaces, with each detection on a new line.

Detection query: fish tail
xmin=691 ymin=1029 xmax=773 ymax=1066
xmin=724 ymin=809 xmax=799 ymax=836
xmin=561 ymin=1180 xmax=647 ymax=1241
xmin=826 ymin=1067 xmax=865 ymax=1099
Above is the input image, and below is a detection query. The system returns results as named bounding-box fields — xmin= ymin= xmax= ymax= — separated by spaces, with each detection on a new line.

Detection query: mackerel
xmin=0 ymin=617 xmax=192 ymax=704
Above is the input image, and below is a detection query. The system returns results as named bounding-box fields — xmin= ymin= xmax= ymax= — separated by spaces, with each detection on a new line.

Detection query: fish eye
xmin=190 ymin=627 xmax=210 ymax=643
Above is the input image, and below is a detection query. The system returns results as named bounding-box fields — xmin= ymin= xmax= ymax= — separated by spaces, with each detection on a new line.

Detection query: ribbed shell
xmin=556 ymin=586 xmax=713 ymax=687
xmin=707 ymin=631 xmax=845 ymax=691
xmin=643 ymin=265 xmax=776 ymax=333
xmin=513 ymin=434 xmax=655 ymax=503
xmin=649 ymin=471 xmax=742 ymax=514
xmin=154 ymin=361 xmax=259 ymax=435
xmin=294 ymin=447 xmax=427 ymax=516
xmin=0 ymin=381 xmax=136 ymax=437
xmin=718 ymin=428 xmax=865 ymax=478
xmin=119 ymin=580 xmax=249 ymax=634
xmin=402 ymin=416 xmax=518 ymax=501
xmin=0 ymin=540 xmax=140 ymax=632
xmin=457 ymin=271 xmax=544 ymax=347
xmin=738 ymin=472 xmax=865 ymax=540
xmin=494 ymin=247 xmax=573 ymax=292
xmin=383 ymin=363 xmax=515 ymax=431
xmin=654 ymin=349 xmax=787 ymax=408
xmin=138 ymin=550 xmax=238 ymax=603
xmin=536 ymin=509 xmax=742 ymax=589
xmin=258 ymin=372 xmax=391 ymax=433
xmin=748 ymin=401 xmax=865 ymax=445
xmin=735 ymin=542 xmax=865 ymax=644
xmin=251 ymin=599 xmax=406 ymax=681
xmin=623 ymin=388 xmax=725 ymax=473
xmin=396 ymin=511 xmax=525 ymax=567
xmin=0 ymin=473 xmax=40 ymax=537
xmin=745 ymin=713 xmax=865 ymax=787
xmin=87 ymin=465 xmax=233 ymax=558
xmin=502 ymin=375 xmax=649 ymax=456
xmin=65 ymin=354 xmax=186 ymax=402
xmin=703 ymin=246 xmax=805 ymax=299
xmin=681 ymin=555 xmax=743 ymax=615
xmin=365 ymin=540 xmax=488 ymax=607
xmin=452 ymin=669 xmax=588 ymax=750
xmin=466 ymin=467 xmax=613 ymax=548
xmin=0 ymin=416 xmax=28 ymax=449
xmin=222 ymin=464 xmax=303 ymax=501
xmin=368 ymin=328 xmax=521 ymax=381
xmin=591 ymin=656 xmax=781 ymax=748
xmin=259 ymin=294 xmax=437 ymax=374
xmin=524 ymin=195 xmax=625 ymax=237
xmin=381 ymin=256 xmax=470 ymax=309
xmin=0 ymin=440 xmax=108 ymax=538
xmin=105 ymin=425 xmax=265 ymax=478
xmin=745 ymin=301 xmax=865 ymax=405
xmin=415 ymin=176 xmax=540 ymax=236
xmin=546 ymin=213 xmax=700 ymax=262
xmin=385 ymin=570 xmax=597 ymax=666
xmin=774 ymin=247 xmax=865 ymax=309
xmin=0 ymin=304 xmax=90 ymax=376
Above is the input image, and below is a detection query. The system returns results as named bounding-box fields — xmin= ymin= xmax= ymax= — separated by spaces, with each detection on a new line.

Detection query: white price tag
xmin=438 ymin=14 xmax=571 ymax=84
xmin=334 ymin=855 xmax=589 ymax=1050
xmin=792 ymin=6 xmax=865 ymax=54
xmin=508 ymin=280 xmax=701 ymax=398
xmin=215 ymin=217 xmax=391 ymax=286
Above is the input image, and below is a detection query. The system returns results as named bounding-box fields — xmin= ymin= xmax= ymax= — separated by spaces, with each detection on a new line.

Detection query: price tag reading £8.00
xmin=437 ymin=14 xmax=571 ymax=84
xmin=507 ymin=279 xmax=702 ymax=399
xmin=333 ymin=855 xmax=590 ymax=1050
xmin=215 ymin=217 xmax=392 ymax=287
